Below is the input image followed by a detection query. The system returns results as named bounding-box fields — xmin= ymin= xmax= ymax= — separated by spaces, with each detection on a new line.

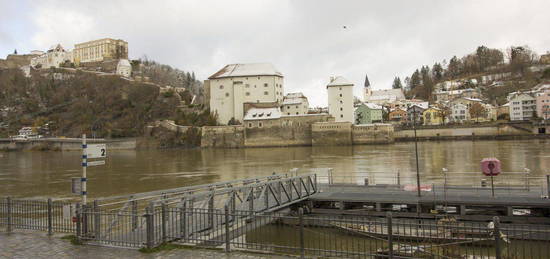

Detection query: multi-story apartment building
xmin=73 ymin=38 xmax=128 ymax=64
xmin=536 ymin=89 xmax=550 ymax=120
xmin=281 ymin=92 xmax=309 ymax=116
xmin=327 ymin=76 xmax=354 ymax=123
xmin=206 ymin=63 xmax=284 ymax=125
xmin=509 ymin=93 xmax=536 ymax=121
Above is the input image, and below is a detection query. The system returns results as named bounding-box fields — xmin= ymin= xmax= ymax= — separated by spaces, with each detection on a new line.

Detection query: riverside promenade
xmin=0 ymin=231 xmax=290 ymax=259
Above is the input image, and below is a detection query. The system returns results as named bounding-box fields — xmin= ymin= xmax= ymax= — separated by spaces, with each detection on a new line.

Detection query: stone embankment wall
xmin=201 ymin=126 xmax=245 ymax=148
xmin=311 ymin=122 xmax=395 ymax=146
xmin=311 ymin=122 xmax=353 ymax=146
xmin=394 ymin=123 xmax=536 ymax=141
xmin=245 ymin=114 xmax=332 ymax=147
xmin=0 ymin=138 xmax=136 ymax=151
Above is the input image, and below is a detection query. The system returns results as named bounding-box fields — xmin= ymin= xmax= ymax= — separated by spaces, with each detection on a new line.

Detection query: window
xmin=340 ymin=114 xmax=343 ymax=118
xmin=296 ymin=105 xmax=299 ymax=108
xmin=259 ymin=122 xmax=263 ymax=128
xmin=264 ymin=91 xmax=268 ymax=95
xmin=245 ymin=92 xmax=250 ymax=96
xmin=339 ymin=94 xmax=342 ymax=97
xmin=245 ymin=84 xmax=250 ymax=88
xmin=288 ymin=113 xmax=290 ymax=115
xmin=287 ymin=106 xmax=290 ymax=109
xmin=264 ymin=83 xmax=268 ymax=87
xmin=219 ymin=85 xmax=224 ymax=89
xmin=296 ymin=112 xmax=299 ymax=115
xmin=340 ymin=100 xmax=343 ymax=104
xmin=340 ymin=108 xmax=343 ymax=111
xmin=225 ymin=93 xmax=230 ymax=97
xmin=339 ymin=87 xmax=342 ymax=90
xmin=248 ymin=123 xmax=252 ymax=128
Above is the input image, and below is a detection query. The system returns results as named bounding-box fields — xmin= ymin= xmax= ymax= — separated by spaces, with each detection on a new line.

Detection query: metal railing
xmin=0 ymin=197 xmax=75 ymax=234
xmin=316 ymin=168 xmax=550 ymax=198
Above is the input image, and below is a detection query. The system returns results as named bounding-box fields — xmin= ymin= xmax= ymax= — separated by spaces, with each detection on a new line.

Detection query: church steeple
xmin=364 ymin=74 xmax=370 ymax=88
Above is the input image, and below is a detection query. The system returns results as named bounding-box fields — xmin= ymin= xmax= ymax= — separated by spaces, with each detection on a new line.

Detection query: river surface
xmin=1 ymin=139 xmax=549 ymax=199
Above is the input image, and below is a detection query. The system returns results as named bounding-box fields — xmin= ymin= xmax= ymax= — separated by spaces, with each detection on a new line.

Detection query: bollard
xmin=131 ymin=200 xmax=138 ymax=230
xmin=494 ymin=216 xmax=502 ymax=259
xmin=161 ymin=203 xmax=167 ymax=242
xmin=387 ymin=212 xmax=393 ymax=258
xmin=93 ymin=200 xmax=100 ymax=238
xmin=145 ymin=206 xmax=154 ymax=249
xmin=224 ymin=205 xmax=230 ymax=252
xmin=76 ymin=203 xmax=82 ymax=241
xmin=6 ymin=197 xmax=12 ymax=233
xmin=298 ymin=208 xmax=305 ymax=259
xmin=47 ymin=198 xmax=53 ymax=235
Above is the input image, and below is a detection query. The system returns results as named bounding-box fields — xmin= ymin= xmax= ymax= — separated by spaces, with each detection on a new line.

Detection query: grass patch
xmin=138 ymin=242 xmax=187 ymax=253
xmin=60 ymin=235 xmax=83 ymax=245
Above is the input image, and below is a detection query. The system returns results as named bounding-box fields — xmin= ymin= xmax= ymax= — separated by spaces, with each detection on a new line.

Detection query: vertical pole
xmin=249 ymin=188 xmax=254 ymax=217
xmin=145 ymin=206 xmax=154 ymax=249
xmin=224 ymin=205 xmax=230 ymax=252
xmin=208 ymin=195 xmax=214 ymax=230
xmin=298 ymin=208 xmax=305 ymax=259
xmin=82 ymin=134 xmax=87 ymax=205
xmin=131 ymin=200 xmax=137 ymax=230
xmin=93 ymin=200 xmax=100 ymax=238
xmin=494 ymin=216 xmax=502 ymax=259
xmin=47 ymin=198 xmax=53 ymax=235
xmin=413 ymin=110 xmax=421 ymax=198
xmin=397 ymin=170 xmax=400 ymax=186
xmin=6 ymin=197 xmax=12 ymax=233
xmin=181 ymin=200 xmax=187 ymax=240
xmin=546 ymin=175 xmax=550 ymax=198
xmin=387 ymin=212 xmax=394 ymax=258
xmin=328 ymin=168 xmax=333 ymax=185
xmin=76 ymin=203 xmax=81 ymax=241
xmin=491 ymin=175 xmax=495 ymax=197
xmin=161 ymin=203 xmax=167 ymax=242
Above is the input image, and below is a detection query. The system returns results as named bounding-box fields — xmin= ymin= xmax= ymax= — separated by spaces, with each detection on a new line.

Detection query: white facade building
xmin=509 ymin=93 xmax=536 ymax=121
xmin=30 ymin=44 xmax=73 ymax=68
xmin=364 ymin=88 xmax=405 ymax=105
xmin=116 ymin=59 xmax=132 ymax=77
xmin=327 ymin=76 xmax=354 ymax=122
xmin=207 ymin=63 xmax=284 ymax=125
xmin=451 ymin=103 xmax=470 ymax=122
xmin=281 ymin=92 xmax=309 ymax=116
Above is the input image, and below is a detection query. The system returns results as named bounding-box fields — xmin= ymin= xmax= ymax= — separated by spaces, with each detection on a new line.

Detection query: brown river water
xmin=1 ymin=139 xmax=549 ymax=199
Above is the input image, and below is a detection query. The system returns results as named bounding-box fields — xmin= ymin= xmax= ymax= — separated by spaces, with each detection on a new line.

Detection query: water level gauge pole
xmin=413 ymin=108 xmax=421 ymax=198
xmin=82 ymin=134 xmax=87 ymax=205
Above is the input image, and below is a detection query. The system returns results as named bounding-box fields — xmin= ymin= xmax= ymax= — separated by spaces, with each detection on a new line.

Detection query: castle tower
xmin=327 ymin=76 xmax=354 ymax=122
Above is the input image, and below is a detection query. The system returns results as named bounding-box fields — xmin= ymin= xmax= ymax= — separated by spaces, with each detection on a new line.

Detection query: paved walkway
xmin=0 ymin=231 xmax=293 ymax=259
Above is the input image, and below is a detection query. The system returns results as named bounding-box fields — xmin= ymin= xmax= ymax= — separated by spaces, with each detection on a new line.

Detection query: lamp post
xmin=412 ymin=105 xmax=421 ymax=198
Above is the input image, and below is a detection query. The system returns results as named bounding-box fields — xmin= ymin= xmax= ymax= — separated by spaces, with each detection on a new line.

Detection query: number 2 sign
xmin=87 ymin=144 xmax=107 ymax=159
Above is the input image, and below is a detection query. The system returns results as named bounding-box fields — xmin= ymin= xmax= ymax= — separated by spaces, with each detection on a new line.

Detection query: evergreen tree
xmin=432 ymin=62 xmax=443 ymax=81
xmin=13 ymin=49 xmax=17 ymax=55
xmin=410 ymin=70 xmax=421 ymax=89
xmin=392 ymin=77 xmax=403 ymax=89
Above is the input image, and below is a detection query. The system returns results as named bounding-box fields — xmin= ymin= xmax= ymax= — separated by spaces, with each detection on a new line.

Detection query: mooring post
xmin=180 ymin=199 xmax=187 ymax=240
xmin=6 ymin=197 xmax=12 ymax=233
xmin=47 ymin=198 xmax=53 ymax=235
xmin=131 ymin=200 xmax=138 ymax=230
xmin=397 ymin=170 xmax=400 ymax=186
xmin=387 ymin=212 xmax=393 ymax=258
xmin=93 ymin=200 xmax=100 ymax=238
xmin=298 ymin=208 xmax=305 ymax=259
xmin=224 ymin=205 xmax=230 ymax=252
xmin=494 ymin=216 xmax=502 ymax=259
xmin=546 ymin=175 xmax=550 ymax=198
xmin=145 ymin=205 xmax=154 ymax=249
xmin=161 ymin=203 xmax=167 ymax=242
xmin=76 ymin=203 xmax=82 ymax=242
xmin=524 ymin=168 xmax=530 ymax=191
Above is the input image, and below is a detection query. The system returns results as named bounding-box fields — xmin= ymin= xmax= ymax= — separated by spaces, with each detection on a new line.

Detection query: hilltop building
xmin=364 ymin=88 xmax=405 ymax=105
xmin=73 ymin=38 xmax=128 ymax=65
xmin=354 ymin=102 xmax=383 ymax=124
xmin=281 ymin=92 xmax=309 ymax=115
xmin=116 ymin=59 xmax=132 ymax=77
xmin=30 ymin=44 xmax=73 ymax=69
xmin=327 ymin=76 xmax=354 ymax=123
xmin=205 ymin=63 xmax=284 ymax=125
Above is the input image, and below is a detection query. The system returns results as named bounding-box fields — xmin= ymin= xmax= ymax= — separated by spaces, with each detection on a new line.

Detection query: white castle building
xmin=327 ymin=76 xmax=354 ymax=122
xmin=30 ymin=44 xmax=73 ymax=69
xmin=206 ymin=63 xmax=284 ymax=125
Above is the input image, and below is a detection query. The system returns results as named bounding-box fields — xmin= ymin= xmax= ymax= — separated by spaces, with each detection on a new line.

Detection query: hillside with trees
xmin=0 ymin=66 xmax=216 ymax=140
xmin=395 ymin=45 xmax=548 ymax=104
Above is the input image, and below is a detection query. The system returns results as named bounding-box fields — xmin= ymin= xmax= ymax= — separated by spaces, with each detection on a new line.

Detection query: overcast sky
xmin=1 ymin=0 xmax=550 ymax=106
